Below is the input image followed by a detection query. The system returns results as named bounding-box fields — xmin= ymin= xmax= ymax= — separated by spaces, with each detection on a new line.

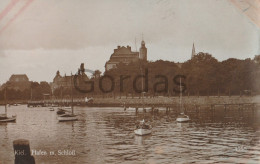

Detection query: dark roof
xmin=9 ymin=74 xmax=29 ymax=82
xmin=107 ymin=46 xmax=139 ymax=63
xmin=113 ymin=46 xmax=138 ymax=55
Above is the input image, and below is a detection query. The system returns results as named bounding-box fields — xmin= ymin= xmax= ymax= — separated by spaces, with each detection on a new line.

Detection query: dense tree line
xmin=1 ymin=53 xmax=259 ymax=101
xmin=86 ymin=53 xmax=260 ymax=96
xmin=181 ymin=53 xmax=259 ymax=95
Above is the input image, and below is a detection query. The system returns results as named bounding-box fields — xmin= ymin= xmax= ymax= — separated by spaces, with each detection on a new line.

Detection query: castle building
xmin=51 ymin=63 xmax=89 ymax=92
xmin=105 ymin=40 xmax=147 ymax=71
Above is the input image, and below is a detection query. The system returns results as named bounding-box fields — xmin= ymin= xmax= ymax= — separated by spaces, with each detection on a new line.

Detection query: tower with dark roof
xmin=139 ymin=40 xmax=147 ymax=61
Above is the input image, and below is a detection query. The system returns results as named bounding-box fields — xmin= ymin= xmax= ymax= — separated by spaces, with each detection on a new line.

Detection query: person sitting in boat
xmin=177 ymin=113 xmax=189 ymax=118
xmin=136 ymin=120 xmax=151 ymax=129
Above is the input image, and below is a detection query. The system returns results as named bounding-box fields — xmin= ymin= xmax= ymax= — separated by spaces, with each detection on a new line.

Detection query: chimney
xmin=127 ymin=45 xmax=131 ymax=51
xmin=80 ymin=63 xmax=84 ymax=72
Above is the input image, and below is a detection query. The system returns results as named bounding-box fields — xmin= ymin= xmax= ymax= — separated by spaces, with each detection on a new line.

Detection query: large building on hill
xmin=105 ymin=40 xmax=147 ymax=71
xmin=51 ymin=63 xmax=89 ymax=92
xmin=1 ymin=74 xmax=31 ymax=91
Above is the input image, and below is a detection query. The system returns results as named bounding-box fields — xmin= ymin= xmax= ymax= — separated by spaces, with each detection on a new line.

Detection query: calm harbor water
xmin=0 ymin=105 xmax=259 ymax=164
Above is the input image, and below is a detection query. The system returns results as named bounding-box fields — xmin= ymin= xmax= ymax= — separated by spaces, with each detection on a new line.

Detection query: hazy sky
xmin=0 ymin=0 xmax=259 ymax=84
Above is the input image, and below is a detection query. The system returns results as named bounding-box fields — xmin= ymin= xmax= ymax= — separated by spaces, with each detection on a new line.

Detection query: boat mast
xmin=4 ymin=87 xmax=7 ymax=115
xmin=135 ymin=37 xmax=137 ymax=52
xmin=70 ymin=73 xmax=74 ymax=115
xmin=141 ymin=66 xmax=144 ymax=109
xmin=179 ymin=77 xmax=182 ymax=113
xmin=60 ymin=85 xmax=63 ymax=107
xmin=30 ymin=87 xmax=32 ymax=101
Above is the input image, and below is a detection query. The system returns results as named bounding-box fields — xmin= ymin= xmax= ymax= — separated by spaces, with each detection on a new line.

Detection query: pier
xmin=26 ymin=96 xmax=259 ymax=113
xmin=27 ymin=97 xmax=88 ymax=107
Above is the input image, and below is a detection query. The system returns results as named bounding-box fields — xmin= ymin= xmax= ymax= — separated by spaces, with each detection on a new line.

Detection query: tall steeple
xmin=191 ymin=43 xmax=196 ymax=58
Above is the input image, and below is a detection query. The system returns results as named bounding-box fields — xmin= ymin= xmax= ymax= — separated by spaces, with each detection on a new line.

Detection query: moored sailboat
xmin=58 ymin=113 xmax=78 ymax=122
xmin=176 ymin=77 xmax=190 ymax=123
xmin=58 ymin=73 xmax=78 ymax=122
xmin=56 ymin=86 xmax=66 ymax=114
xmin=0 ymin=114 xmax=16 ymax=122
xmin=49 ymin=95 xmax=56 ymax=111
xmin=0 ymin=87 xmax=16 ymax=123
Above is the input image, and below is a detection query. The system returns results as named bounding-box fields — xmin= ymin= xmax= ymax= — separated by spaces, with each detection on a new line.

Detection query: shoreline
xmin=2 ymin=95 xmax=259 ymax=107
xmin=89 ymin=95 xmax=260 ymax=107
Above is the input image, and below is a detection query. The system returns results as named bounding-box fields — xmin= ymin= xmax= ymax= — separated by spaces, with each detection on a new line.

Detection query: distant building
xmin=51 ymin=63 xmax=89 ymax=92
xmin=105 ymin=40 xmax=147 ymax=71
xmin=9 ymin=74 xmax=29 ymax=82
xmin=1 ymin=74 xmax=31 ymax=91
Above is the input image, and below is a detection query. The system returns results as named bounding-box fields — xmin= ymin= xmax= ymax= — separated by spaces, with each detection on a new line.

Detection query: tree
xmin=182 ymin=52 xmax=219 ymax=95
xmin=254 ymin=55 xmax=260 ymax=64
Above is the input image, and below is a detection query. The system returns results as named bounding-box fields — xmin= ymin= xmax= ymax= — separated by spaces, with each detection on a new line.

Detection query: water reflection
xmin=0 ymin=105 xmax=259 ymax=163
xmin=134 ymin=135 xmax=151 ymax=145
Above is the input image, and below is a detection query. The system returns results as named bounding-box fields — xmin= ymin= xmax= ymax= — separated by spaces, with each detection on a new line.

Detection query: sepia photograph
xmin=0 ymin=0 xmax=259 ymax=163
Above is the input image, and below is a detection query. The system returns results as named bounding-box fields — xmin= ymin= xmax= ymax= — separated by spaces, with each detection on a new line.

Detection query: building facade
xmin=105 ymin=40 xmax=147 ymax=71
xmin=51 ymin=63 xmax=89 ymax=92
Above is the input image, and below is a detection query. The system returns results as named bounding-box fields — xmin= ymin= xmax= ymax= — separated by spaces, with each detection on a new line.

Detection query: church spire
xmin=191 ymin=43 xmax=196 ymax=58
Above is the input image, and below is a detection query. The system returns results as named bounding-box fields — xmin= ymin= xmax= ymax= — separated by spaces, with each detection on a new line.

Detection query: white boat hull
xmin=127 ymin=107 xmax=136 ymax=110
xmin=58 ymin=114 xmax=78 ymax=122
xmin=176 ymin=117 xmax=190 ymax=122
xmin=58 ymin=117 xmax=78 ymax=122
xmin=134 ymin=129 xmax=152 ymax=136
